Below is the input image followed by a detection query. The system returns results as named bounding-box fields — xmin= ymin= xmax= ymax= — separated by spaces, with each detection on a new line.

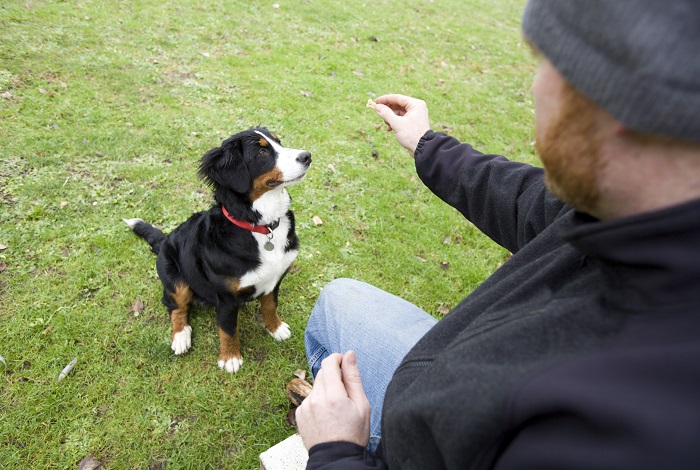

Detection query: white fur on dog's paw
xmin=171 ymin=325 xmax=192 ymax=355
xmin=268 ymin=322 xmax=291 ymax=342
xmin=218 ymin=357 xmax=243 ymax=373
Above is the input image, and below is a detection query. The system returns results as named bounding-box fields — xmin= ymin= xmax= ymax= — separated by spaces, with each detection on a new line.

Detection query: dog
xmin=124 ymin=128 xmax=311 ymax=373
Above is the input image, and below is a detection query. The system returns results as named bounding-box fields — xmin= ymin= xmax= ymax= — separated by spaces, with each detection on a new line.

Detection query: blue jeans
xmin=304 ymin=278 xmax=438 ymax=454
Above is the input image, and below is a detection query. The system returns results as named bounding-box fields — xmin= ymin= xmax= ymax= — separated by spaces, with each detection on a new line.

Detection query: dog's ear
xmin=198 ymin=137 xmax=250 ymax=193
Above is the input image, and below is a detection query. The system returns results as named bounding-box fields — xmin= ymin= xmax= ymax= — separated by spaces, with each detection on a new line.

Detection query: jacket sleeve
xmin=306 ymin=442 xmax=387 ymax=470
xmin=414 ymin=131 xmax=569 ymax=254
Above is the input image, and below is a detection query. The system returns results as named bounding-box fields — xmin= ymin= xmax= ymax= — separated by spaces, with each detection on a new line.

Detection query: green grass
xmin=1 ymin=0 xmax=535 ymax=467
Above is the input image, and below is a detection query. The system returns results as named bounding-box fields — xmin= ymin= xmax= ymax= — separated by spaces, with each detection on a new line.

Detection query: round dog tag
xmin=264 ymin=241 xmax=275 ymax=251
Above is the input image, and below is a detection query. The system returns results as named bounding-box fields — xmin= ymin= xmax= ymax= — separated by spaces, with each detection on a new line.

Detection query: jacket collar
xmin=561 ymin=198 xmax=700 ymax=311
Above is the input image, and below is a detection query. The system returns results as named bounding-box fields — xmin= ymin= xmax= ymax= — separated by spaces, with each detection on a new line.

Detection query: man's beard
xmin=535 ymin=84 xmax=605 ymax=216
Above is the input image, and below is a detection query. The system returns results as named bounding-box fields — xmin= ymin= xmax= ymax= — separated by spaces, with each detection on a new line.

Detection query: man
xmin=296 ymin=1 xmax=700 ymax=468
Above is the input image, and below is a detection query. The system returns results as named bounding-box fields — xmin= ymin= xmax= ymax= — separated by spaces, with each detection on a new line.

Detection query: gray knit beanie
xmin=522 ymin=0 xmax=700 ymax=144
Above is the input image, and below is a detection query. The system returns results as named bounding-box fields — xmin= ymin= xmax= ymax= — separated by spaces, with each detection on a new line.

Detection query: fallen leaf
xmin=0 ymin=244 xmax=7 ymax=250
xmin=300 ymin=90 xmax=312 ymax=97
xmin=0 ymin=354 xmax=6 ymax=369
xmin=312 ymin=215 xmax=323 ymax=226
xmin=439 ymin=261 xmax=450 ymax=270
xmin=39 ymin=88 xmax=47 ymax=94
xmin=200 ymin=51 xmax=210 ymax=57
xmin=60 ymin=82 xmax=67 ymax=88
xmin=0 ymin=262 xmax=6 ymax=273
xmin=327 ymin=163 xmax=337 ymax=173
xmin=285 ymin=407 xmax=297 ymax=427
xmin=60 ymin=201 xmax=69 ymax=209
xmin=131 ymin=300 xmax=144 ymax=314
xmin=293 ymin=369 xmax=306 ymax=380
xmin=272 ymin=3 xmax=280 ymax=8
xmin=1 ymin=91 xmax=12 ymax=100
xmin=125 ymin=122 xmax=133 ymax=127
xmin=353 ymin=70 xmax=365 ymax=76
xmin=439 ymin=305 xmax=450 ymax=316
xmin=415 ymin=256 xmax=427 ymax=263
xmin=42 ymin=326 xmax=53 ymax=334
xmin=443 ymin=236 xmax=451 ymax=244
xmin=78 ymin=456 xmax=104 ymax=470
xmin=370 ymin=35 xmax=380 ymax=42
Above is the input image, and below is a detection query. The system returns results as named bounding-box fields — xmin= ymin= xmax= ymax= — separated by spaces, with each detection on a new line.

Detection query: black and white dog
xmin=125 ymin=128 xmax=311 ymax=373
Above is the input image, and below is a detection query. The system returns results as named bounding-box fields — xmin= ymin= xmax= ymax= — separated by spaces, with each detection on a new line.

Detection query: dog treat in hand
xmin=366 ymin=98 xmax=377 ymax=109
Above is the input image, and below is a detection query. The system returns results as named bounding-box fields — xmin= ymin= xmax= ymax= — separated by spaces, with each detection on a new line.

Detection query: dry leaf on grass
xmin=78 ymin=456 xmax=104 ymax=470
xmin=131 ymin=300 xmax=144 ymax=315
xmin=286 ymin=408 xmax=297 ymax=427
xmin=312 ymin=215 xmax=323 ymax=226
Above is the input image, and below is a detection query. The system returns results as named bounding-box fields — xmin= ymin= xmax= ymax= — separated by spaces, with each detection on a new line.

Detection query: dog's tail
xmin=123 ymin=218 xmax=166 ymax=255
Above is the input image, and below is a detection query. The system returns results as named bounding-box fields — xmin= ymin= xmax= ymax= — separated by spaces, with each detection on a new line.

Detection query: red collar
xmin=221 ymin=206 xmax=277 ymax=235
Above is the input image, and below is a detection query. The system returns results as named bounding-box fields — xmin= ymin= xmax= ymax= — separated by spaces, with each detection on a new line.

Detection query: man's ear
xmin=198 ymin=137 xmax=250 ymax=193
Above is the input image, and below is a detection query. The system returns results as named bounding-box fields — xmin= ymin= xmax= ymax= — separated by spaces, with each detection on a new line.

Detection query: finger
xmin=376 ymin=93 xmax=413 ymax=108
xmin=316 ymin=353 xmax=347 ymax=396
xmin=374 ymin=103 xmax=400 ymax=130
xmin=340 ymin=351 xmax=367 ymax=404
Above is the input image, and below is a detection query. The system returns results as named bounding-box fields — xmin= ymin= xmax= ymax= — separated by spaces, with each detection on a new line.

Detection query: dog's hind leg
xmin=216 ymin=302 xmax=243 ymax=373
xmin=167 ymin=282 xmax=194 ymax=355
xmin=260 ymin=286 xmax=291 ymax=341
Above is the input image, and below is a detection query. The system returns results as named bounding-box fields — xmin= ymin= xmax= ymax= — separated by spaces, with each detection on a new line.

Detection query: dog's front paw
xmin=171 ymin=325 xmax=192 ymax=355
xmin=268 ymin=321 xmax=291 ymax=342
xmin=218 ymin=356 xmax=243 ymax=373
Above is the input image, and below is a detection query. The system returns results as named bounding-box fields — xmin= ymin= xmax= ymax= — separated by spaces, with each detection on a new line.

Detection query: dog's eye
xmin=258 ymin=148 xmax=270 ymax=157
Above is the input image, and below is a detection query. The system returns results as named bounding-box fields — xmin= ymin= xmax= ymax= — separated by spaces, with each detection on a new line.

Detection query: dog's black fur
xmin=125 ymin=128 xmax=311 ymax=373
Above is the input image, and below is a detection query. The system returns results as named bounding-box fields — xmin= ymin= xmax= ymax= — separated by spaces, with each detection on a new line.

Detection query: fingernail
xmin=346 ymin=350 xmax=357 ymax=366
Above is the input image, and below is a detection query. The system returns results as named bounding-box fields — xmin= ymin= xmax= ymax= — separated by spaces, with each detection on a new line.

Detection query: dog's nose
xmin=297 ymin=151 xmax=312 ymax=166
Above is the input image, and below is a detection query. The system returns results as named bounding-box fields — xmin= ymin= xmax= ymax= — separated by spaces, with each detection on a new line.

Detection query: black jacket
xmin=306 ymin=131 xmax=700 ymax=469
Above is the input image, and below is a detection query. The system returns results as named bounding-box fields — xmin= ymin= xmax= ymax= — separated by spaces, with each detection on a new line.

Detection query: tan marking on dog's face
xmin=249 ymin=167 xmax=284 ymax=201
xmin=259 ymin=137 xmax=269 ymax=147
xmin=218 ymin=326 xmax=241 ymax=362
xmin=259 ymin=292 xmax=282 ymax=333
xmin=170 ymin=283 xmax=193 ymax=335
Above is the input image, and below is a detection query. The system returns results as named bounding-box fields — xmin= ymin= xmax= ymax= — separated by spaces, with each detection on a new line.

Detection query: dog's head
xmin=198 ymin=128 xmax=312 ymax=201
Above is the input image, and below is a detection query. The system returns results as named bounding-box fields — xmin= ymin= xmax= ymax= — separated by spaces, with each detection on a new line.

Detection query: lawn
xmin=0 ymin=0 xmax=534 ymax=467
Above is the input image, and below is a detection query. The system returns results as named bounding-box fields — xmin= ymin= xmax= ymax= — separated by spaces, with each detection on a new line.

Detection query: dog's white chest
xmin=238 ymin=216 xmax=298 ymax=296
